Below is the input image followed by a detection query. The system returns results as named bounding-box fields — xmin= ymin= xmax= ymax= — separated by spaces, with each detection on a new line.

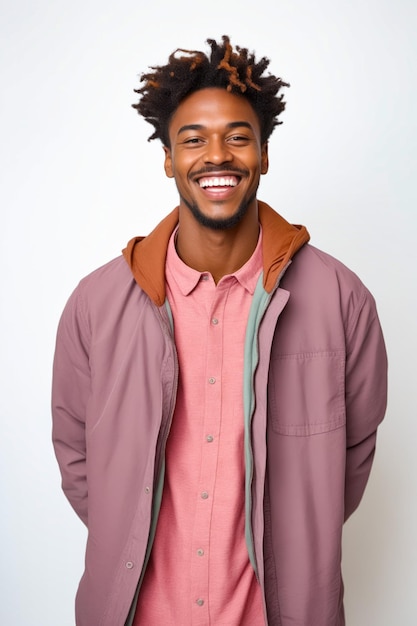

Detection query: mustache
xmin=190 ymin=166 xmax=249 ymax=180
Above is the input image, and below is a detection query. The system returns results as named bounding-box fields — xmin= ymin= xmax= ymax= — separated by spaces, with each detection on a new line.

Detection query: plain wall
xmin=1 ymin=0 xmax=416 ymax=624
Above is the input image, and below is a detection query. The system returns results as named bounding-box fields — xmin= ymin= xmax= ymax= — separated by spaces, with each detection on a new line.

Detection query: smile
xmin=198 ymin=175 xmax=240 ymax=189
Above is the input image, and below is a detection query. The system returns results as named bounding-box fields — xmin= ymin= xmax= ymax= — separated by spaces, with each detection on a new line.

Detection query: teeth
xmin=199 ymin=176 xmax=238 ymax=188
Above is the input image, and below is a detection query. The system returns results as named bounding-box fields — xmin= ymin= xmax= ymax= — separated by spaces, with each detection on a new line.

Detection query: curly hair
xmin=132 ymin=35 xmax=289 ymax=147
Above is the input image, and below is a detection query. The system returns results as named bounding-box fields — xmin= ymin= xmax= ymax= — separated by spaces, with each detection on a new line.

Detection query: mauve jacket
xmin=52 ymin=202 xmax=387 ymax=626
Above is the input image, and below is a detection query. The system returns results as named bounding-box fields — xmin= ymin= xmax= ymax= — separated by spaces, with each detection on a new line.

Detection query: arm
xmin=344 ymin=287 xmax=388 ymax=521
xmin=52 ymin=287 xmax=91 ymax=525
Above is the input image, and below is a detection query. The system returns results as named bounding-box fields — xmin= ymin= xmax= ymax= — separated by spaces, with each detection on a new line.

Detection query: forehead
xmin=168 ymin=87 xmax=261 ymax=136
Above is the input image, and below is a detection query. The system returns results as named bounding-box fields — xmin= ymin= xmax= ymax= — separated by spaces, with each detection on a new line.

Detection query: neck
xmin=175 ymin=203 xmax=260 ymax=284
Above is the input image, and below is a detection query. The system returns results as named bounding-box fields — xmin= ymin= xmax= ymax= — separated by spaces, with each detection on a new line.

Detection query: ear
xmin=163 ymin=145 xmax=174 ymax=178
xmin=261 ymin=142 xmax=269 ymax=175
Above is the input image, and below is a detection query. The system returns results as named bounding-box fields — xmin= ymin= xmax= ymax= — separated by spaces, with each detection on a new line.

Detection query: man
xmin=52 ymin=36 xmax=387 ymax=626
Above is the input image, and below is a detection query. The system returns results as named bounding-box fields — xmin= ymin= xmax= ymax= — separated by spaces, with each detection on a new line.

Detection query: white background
xmin=1 ymin=1 xmax=416 ymax=624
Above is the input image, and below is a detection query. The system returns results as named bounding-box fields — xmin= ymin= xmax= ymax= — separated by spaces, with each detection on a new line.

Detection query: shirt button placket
xmin=192 ymin=296 xmax=222 ymax=619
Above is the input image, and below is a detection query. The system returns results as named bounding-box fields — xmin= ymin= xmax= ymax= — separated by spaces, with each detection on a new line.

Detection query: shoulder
xmin=281 ymin=243 xmax=378 ymax=335
xmin=285 ymin=243 xmax=370 ymax=297
xmin=75 ymin=255 xmax=142 ymax=303
xmin=292 ymin=244 xmax=362 ymax=280
xmin=78 ymin=255 xmax=133 ymax=291
xmin=61 ymin=255 xmax=149 ymax=332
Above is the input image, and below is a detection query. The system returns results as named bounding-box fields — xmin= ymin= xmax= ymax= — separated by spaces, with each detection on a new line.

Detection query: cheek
xmin=171 ymin=154 xmax=192 ymax=177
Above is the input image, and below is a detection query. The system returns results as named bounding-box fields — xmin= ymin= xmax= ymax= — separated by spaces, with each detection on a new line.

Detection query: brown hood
xmin=122 ymin=201 xmax=310 ymax=306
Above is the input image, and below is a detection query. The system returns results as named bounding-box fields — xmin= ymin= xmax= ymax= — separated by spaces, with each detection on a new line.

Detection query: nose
xmin=203 ymin=137 xmax=233 ymax=165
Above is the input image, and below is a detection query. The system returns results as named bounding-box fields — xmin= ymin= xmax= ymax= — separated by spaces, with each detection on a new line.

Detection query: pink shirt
xmin=133 ymin=230 xmax=265 ymax=625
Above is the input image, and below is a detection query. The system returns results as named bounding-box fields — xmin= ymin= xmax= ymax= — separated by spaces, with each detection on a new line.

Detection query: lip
xmin=198 ymin=174 xmax=240 ymax=188
xmin=192 ymin=170 xmax=244 ymax=199
xmin=191 ymin=168 xmax=247 ymax=183
xmin=200 ymin=187 xmax=237 ymax=200
xmin=187 ymin=164 xmax=251 ymax=205
xmin=197 ymin=183 xmax=240 ymax=201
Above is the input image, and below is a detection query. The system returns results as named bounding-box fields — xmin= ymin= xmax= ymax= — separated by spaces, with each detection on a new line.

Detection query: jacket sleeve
xmin=52 ymin=287 xmax=91 ymax=526
xmin=344 ymin=286 xmax=387 ymax=521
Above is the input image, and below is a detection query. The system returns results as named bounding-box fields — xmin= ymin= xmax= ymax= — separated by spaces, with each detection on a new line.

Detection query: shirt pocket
xmin=268 ymin=351 xmax=346 ymax=436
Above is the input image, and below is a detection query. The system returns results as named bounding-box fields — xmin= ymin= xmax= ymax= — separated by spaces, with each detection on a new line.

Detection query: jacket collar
xmin=122 ymin=201 xmax=310 ymax=306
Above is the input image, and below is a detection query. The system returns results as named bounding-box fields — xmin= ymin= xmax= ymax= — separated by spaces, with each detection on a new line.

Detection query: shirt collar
xmin=166 ymin=227 xmax=263 ymax=297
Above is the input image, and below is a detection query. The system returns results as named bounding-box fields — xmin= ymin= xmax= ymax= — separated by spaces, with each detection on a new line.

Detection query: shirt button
xmin=201 ymin=491 xmax=209 ymax=499
xmin=145 ymin=486 xmax=150 ymax=494
xmin=201 ymin=275 xmax=209 ymax=281
xmin=206 ymin=435 xmax=214 ymax=443
xmin=125 ymin=561 xmax=134 ymax=569
xmin=211 ymin=317 xmax=219 ymax=325
xmin=196 ymin=598 xmax=204 ymax=606
xmin=208 ymin=377 xmax=216 ymax=384
xmin=197 ymin=548 xmax=204 ymax=556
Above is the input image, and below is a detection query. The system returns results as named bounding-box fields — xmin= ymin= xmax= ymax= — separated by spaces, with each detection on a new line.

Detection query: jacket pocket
xmin=268 ymin=351 xmax=346 ymax=436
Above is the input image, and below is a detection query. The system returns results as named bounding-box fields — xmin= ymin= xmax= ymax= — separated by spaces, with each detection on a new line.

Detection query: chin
xmin=183 ymin=195 xmax=254 ymax=231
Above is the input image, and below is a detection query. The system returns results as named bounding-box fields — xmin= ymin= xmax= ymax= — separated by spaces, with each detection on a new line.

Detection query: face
xmin=164 ymin=87 xmax=268 ymax=231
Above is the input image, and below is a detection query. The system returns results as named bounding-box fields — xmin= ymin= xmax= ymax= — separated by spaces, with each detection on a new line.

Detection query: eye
xmin=183 ymin=137 xmax=204 ymax=145
xmin=227 ymin=135 xmax=250 ymax=144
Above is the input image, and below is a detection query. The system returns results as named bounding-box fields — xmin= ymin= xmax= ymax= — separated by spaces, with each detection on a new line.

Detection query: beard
xmin=180 ymin=192 xmax=257 ymax=231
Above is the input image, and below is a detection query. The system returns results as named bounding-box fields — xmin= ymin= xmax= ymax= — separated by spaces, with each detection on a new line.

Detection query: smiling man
xmin=52 ymin=36 xmax=387 ymax=626
xmin=164 ymin=88 xmax=267 ymax=230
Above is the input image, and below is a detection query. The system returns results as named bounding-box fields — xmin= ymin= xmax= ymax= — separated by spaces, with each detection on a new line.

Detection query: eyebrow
xmin=177 ymin=121 xmax=254 ymax=135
